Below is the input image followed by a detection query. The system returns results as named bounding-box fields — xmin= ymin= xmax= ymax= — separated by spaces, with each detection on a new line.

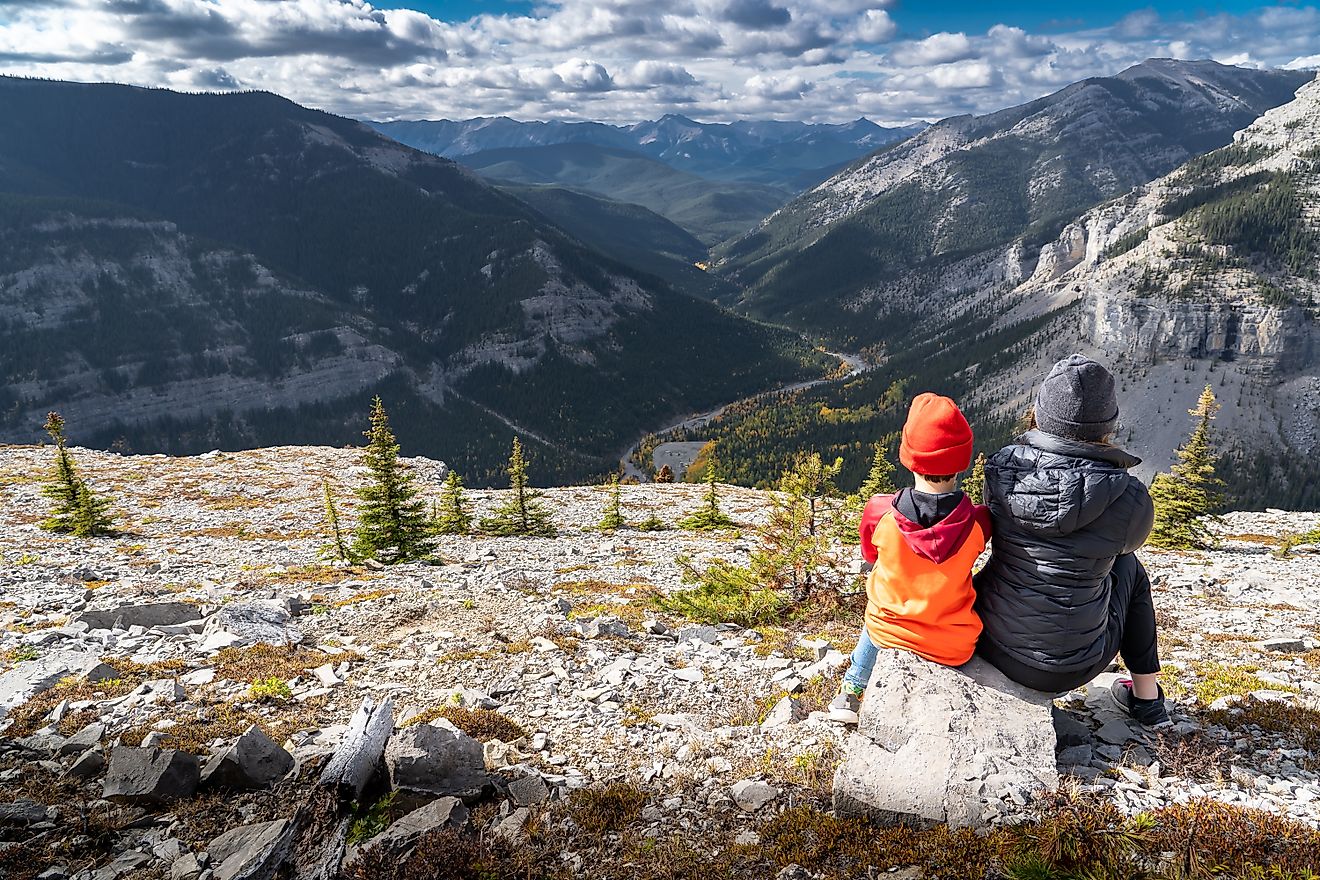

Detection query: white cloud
xmin=888 ymin=32 xmax=975 ymax=66
xmin=855 ymin=10 xmax=896 ymax=44
xmin=0 ymin=1 xmax=1316 ymax=125
xmin=744 ymin=72 xmax=813 ymax=98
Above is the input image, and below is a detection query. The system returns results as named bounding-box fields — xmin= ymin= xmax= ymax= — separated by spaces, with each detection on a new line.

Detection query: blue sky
xmin=0 ymin=1 xmax=1317 ymax=123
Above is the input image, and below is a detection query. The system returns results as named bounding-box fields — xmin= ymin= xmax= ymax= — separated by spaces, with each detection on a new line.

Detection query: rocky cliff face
xmin=979 ymin=75 xmax=1320 ymax=495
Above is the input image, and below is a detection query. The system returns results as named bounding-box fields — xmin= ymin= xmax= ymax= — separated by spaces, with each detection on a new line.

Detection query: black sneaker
xmin=1110 ymin=678 xmax=1172 ymax=728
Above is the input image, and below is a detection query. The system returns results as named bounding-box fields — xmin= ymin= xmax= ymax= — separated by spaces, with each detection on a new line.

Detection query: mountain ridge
xmin=713 ymin=59 xmax=1314 ymax=340
xmin=0 ymin=76 xmax=827 ymax=484
xmin=372 ymin=113 xmax=925 ymax=191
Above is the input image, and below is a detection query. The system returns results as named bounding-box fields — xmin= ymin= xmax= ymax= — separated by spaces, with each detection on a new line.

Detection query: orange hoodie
xmin=859 ymin=492 xmax=991 ymax=667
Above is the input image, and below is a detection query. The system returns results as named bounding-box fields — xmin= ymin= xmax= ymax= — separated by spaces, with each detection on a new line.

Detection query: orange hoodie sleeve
xmin=858 ymin=494 xmax=894 ymax=566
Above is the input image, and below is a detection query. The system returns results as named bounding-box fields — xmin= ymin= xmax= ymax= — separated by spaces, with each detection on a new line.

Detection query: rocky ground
xmin=1 ymin=444 xmax=1320 ymax=880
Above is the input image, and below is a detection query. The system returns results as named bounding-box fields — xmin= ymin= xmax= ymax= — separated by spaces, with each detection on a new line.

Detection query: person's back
xmin=973 ymin=355 xmax=1167 ymax=727
xmin=862 ymin=486 xmax=990 ymax=667
xmin=829 ymin=393 xmax=990 ymax=724
xmin=975 ymin=429 xmax=1153 ymax=678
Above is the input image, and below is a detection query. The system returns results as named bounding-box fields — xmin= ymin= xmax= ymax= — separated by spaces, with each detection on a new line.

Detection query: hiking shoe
xmin=828 ymin=689 xmax=862 ymax=725
xmin=1110 ymin=679 xmax=1172 ymax=728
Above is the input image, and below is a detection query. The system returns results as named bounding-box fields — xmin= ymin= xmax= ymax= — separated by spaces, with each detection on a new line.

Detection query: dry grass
xmin=211 ymin=643 xmax=358 ymax=684
xmin=1203 ymin=697 xmax=1320 ymax=756
xmin=404 ymin=706 xmax=528 ymax=743
xmin=3 ymin=658 xmax=189 ymax=737
xmin=260 ymin=564 xmax=380 ymax=586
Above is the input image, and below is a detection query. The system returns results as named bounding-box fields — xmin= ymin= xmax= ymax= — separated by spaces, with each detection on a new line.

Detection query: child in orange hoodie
xmin=828 ymin=393 xmax=992 ymax=724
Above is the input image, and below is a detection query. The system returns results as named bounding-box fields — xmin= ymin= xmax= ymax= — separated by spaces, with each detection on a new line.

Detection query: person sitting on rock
xmin=973 ymin=354 xmax=1170 ymax=727
xmin=828 ymin=393 xmax=992 ymax=724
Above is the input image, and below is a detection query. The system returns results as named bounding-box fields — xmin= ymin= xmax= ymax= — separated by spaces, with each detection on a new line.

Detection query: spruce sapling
xmin=1148 ymin=385 xmax=1226 ymax=550
xmin=432 ymin=471 xmax=473 ymax=535
xmin=479 ymin=437 xmax=556 ymax=537
xmin=351 ymin=397 xmax=435 ymax=563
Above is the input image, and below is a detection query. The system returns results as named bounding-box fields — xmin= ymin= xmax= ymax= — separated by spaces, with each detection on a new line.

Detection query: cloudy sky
xmin=1 ymin=1 xmax=1318 ymax=124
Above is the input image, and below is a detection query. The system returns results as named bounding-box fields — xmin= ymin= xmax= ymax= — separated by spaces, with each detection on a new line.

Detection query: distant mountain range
xmin=371 ymin=114 xmax=925 ymax=191
xmin=713 ymin=59 xmax=1314 ymax=340
xmin=0 ymin=77 xmax=826 ymax=484
xmin=461 ymin=143 xmax=789 ymax=246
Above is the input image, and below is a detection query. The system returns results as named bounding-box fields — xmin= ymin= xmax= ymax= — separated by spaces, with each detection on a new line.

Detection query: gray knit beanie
xmin=1034 ymin=355 xmax=1119 ymax=442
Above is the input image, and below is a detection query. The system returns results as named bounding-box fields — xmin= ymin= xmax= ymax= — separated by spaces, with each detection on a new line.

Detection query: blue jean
xmin=843 ymin=626 xmax=879 ymax=693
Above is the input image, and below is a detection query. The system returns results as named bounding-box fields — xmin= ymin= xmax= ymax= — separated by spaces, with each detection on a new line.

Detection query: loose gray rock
xmin=342 ymin=796 xmax=467 ymax=869
xmin=1095 ymin=718 xmax=1142 ymax=745
xmin=65 ymin=748 xmax=106 ymax=780
xmin=207 ymin=818 xmax=294 ymax=880
xmin=58 ymin=721 xmax=105 ymax=756
xmin=576 ymin=616 xmax=630 ymax=639
xmin=0 ymin=651 xmax=107 ymax=718
xmin=760 ymin=696 xmax=803 ymax=730
xmin=833 ymin=651 xmax=1058 ymax=828
xmin=1052 ymin=708 xmax=1091 ymax=748
xmin=385 ymin=719 xmax=491 ymax=800
xmin=507 ymin=773 xmax=551 ymax=806
xmin=102 ymin=746 xmax=200 ymax=805
xmin=203 ymin=602 xmax=303 ymax=646
xmin=730 ymin=779 xmax=779 ymax=811
xmin=0 ymin=799 xmax=47 ymax=824
xmin=170 ymin=853 xmax=205 ymax=880
xmin=75 ymin=601 xmax=200 ymax=632
xmin=200 ymin=725 xmax=294 ymax=790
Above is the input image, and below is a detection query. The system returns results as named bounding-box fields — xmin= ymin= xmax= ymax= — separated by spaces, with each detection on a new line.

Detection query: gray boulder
xmin=0 ymin=651 xmax=107 ymax=718
xmin=576 ymin=616 xmax=630 ymax=639
xmin=200 ymin=725 xmax=294 ymax=790
xmin=207 ymin=818 xmax=294 ymax=880
xmin=385 ymin=720 xmax=490 ymax=800
xmin=342 ymin=796 xmax=467 ymax=870
xmin=833 ymin=650 xmax=1057 ymax=828
xmin=57 ymin=721 xmax=105 ymax=756
xmin=102 ymin=746 xmax=200 ymax=805
xmin=507 ymin=773 xmax=550 ymax=806
xmin=75 ymin=602 xmax=200 ymax=632
xmin=203 ymin=602 xmax=303 ymax=646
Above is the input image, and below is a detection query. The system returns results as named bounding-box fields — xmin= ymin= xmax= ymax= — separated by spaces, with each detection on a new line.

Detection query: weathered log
xmin=278 ymin=696 xmax=395 ymax=880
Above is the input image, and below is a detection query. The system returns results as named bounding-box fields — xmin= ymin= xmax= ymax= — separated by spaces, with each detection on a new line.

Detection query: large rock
xmin=207 ymin=818 xmax=294 ymax=880
xmin=203 ymin=602 xmax=303 ymax=646
xmin=102 ymin=746 xmax=200 ymax=805
xmin=833 ymin=650 xmax=1057 ymax=828
xmin=384 ymin=720 xmax=491 ymax=800
xmin=0 ymin=651 xmax=110 ymax=719
xmin=342 ymin=796 xmax=467 ymax=870
xmin=200 ymin=725 xmax=294 ymax=790
xmin=75 ymin=602 xmax=200 ymax=632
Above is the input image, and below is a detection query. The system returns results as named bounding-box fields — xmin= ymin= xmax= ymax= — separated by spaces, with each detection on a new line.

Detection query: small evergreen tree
xmin=351 ymin=397 xmax=435 ymax=564
xmin=40 ymin=412 xmax=114 ymax=537
xmin=655 ymin=464 xmax=675 ymax=484
xmin=432 ymin=471 xmax=473 ymax=535
xmin=666 ymin=452 xmax=850 ymax=623
xmin=857 ymin=440 xmax=898 ymax=500
xmin=598 ymin=473 xmax=627 ymax=531
xmin=841 ymin=439 xmax=898 ymax=542
xmin=1148 ymin=385 xmax=1226 ymax=550
xmin=479 ymin=437 xmax=556 ymax=537
xmin=964 ymin=453 xmax=988 ymax=505
xmin=321 ymin=479 xmax=355 ymax=563
xmin=678 ymin=461 xmax=735 ymax=530
xmin=71 ymin=478 xmax=115 ymax=538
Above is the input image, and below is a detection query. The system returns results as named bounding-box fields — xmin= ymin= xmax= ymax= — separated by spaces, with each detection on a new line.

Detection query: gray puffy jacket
xmin=974 ymin=430 xmax=1155 ymax=676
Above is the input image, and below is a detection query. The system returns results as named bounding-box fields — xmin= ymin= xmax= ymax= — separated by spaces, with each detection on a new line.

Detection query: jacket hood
xmin=985 ymin=431 xmax=1144 ymax=539
xmin=889 ymin=489 xmax=983 ymax=563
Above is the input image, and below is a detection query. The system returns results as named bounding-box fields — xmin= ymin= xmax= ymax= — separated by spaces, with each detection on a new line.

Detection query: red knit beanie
xmin=899 ymin=393 xmax=974 ymax=476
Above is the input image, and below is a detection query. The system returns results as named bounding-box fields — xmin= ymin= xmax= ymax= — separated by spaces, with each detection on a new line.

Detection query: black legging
xmin=977 ymin=554 xmax=1161 ymax=693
